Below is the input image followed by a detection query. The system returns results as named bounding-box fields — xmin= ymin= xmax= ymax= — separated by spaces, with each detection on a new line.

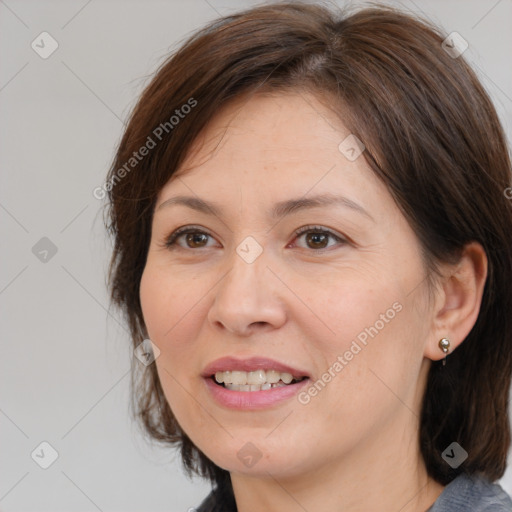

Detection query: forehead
xmin=157 ymin=91 xmax=389 ymax=218
xmin=174 ymin=92 xmax=356 ymax=178
xmin=226 ymin=91 xmax=341 ymax=135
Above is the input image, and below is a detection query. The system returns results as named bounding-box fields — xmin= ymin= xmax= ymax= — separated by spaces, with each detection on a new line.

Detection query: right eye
xmin=164 ymin=226 xmax=219 ymax=250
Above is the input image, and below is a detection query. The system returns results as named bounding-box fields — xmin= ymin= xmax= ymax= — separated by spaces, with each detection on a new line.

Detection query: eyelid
xmin=161 ymin=224 xmax=349 ymax=250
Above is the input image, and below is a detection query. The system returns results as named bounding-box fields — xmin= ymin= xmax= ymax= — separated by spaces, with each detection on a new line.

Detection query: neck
xmin=230 ymin=408 xmax=444 ymax=512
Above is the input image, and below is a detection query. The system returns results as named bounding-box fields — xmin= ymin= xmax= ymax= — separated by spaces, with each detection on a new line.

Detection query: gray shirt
xmin=426 ymin=473 xmax=512 ymax=511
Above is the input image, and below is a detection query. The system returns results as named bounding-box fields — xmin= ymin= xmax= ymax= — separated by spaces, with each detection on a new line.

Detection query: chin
xmin=203 ymin=440 xmax=308 ymax=478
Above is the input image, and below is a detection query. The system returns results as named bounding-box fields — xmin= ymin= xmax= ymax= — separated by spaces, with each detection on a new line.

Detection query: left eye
xmin=293 ymin=226 xmax=347 ymax=250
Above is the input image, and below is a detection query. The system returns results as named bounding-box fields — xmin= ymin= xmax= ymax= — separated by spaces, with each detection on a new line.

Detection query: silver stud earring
xmin=438 ymin=338 xmax=450 ymax=366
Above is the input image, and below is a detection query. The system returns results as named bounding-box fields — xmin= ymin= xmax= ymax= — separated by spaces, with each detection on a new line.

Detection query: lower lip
xmin=204 ymin=377 xmax=310 ymax=410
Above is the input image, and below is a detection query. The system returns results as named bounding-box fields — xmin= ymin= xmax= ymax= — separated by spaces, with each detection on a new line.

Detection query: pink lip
xmin=201 ymin=356 xmax=310 ymax=379
xmin=201 ymin=356 xmax=311 ymax=410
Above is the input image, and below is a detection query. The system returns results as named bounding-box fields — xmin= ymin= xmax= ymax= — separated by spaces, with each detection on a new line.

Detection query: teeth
xmin=231 ymin=371 xmax=246 ymax=385
xmin=247 ymin=369 xmax=266 ymax=384
xmin=214 ymin=370 xmax=302 ymax=388
xmin=225 ymin=382 xmax=288 ymax=391
xmin=281 ymin=373 xmax=293 ymax=384
xmin=266 ymin=370 xmax=281 ymax=383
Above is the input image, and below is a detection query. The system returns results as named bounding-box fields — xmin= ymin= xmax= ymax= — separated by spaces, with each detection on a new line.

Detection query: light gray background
xmin=1 ymin=0 xmax=511 ymax=511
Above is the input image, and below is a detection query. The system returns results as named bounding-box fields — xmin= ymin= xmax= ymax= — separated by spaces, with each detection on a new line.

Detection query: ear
xmin=424 ymin=241 xmax=488 ymax=362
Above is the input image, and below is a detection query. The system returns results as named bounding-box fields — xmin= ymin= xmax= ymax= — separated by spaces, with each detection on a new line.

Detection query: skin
xmin=140 ymin=91 xmax=487 ymax=512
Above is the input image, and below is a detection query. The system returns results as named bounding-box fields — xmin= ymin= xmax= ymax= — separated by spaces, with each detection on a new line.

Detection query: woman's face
xmin=140 ymin=91 xmax=435 ymax=478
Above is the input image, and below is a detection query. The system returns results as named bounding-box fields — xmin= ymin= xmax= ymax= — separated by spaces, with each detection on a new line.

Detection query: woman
xmin=105 ymin=2 xmax=512 ymax=510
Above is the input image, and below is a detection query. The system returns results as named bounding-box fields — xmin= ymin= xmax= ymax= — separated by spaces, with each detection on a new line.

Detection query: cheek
xmin=139 ymin=263 xmax=207 ymax=387
xmin=140 ymin=266 xmax=173 ymax=342
xmin=140 ymin=263 xmax=200 ymax=342
xmin=299 ymin=271 xmax=425 ymax=410
xmin=140 ymin=264 xmax=210 ymax=430
xmin=140 ymin=259 xmax=228 ymax=373
xmin=296 ymin=267 xmax=400 ymax=356
xmin=301 ymin=244 xmax=426 ymax=364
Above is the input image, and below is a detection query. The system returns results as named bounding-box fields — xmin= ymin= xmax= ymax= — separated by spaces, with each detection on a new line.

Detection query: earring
xmin=438 ymin=338 xmax=450 ymax=366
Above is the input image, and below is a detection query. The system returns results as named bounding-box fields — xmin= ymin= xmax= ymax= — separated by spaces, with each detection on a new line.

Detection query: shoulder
xmin=428 ymin=473 xmax=512 ymax=512
xmin=194 ymin=491 xmax=214 ymax=512
xmin=195 ymin=487 xmax=237 ymax=512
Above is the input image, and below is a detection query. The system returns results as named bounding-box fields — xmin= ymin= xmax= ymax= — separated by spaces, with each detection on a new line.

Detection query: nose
xmin=207 ymin=248 xmax=287 ymax=336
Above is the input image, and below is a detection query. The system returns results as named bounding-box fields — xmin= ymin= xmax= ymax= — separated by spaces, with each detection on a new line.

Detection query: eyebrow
xmin=156 ymin=193 xmax=374 ymax=222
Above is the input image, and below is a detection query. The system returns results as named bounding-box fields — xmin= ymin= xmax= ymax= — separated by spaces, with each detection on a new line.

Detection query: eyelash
xmin=163 ymin=224 xmax=347 ymax=251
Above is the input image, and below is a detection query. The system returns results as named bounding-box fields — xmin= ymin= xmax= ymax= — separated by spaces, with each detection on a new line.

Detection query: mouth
xmin=202 ymin=357 xmax=310 ymax=409
xmin=210 ymin=370 xmax=308 ymax=392
xmin=202 ymin=356 xmax=311 ymax=392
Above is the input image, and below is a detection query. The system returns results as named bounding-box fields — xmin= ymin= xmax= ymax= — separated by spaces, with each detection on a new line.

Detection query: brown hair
xmin=105 ymin=0 xmax=512 ymax=503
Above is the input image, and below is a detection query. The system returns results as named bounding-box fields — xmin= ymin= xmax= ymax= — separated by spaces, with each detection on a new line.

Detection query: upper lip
xmin=202 ymin=356 xmax=310 ymax=379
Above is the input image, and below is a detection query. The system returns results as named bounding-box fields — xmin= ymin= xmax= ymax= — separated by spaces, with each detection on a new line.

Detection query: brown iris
xmin=305 ymin=232 xmax=329 ymax=249
xmin=186 ymin=232 xmax=209 ymax=248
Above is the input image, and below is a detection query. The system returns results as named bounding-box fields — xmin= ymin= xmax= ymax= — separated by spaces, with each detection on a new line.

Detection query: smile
xmin=202 ymin=356 xmax=311 ymax=409
xmin=214 ymin=370 xmax=306 ymax=391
